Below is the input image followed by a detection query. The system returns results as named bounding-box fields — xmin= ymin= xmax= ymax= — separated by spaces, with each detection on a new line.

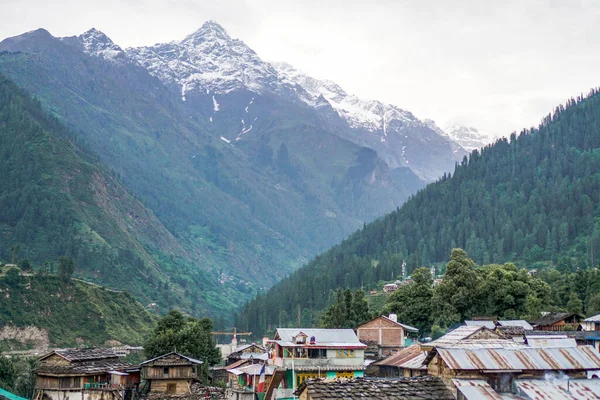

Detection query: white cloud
xmin=2 ymin=0 xmax=600 ymax=136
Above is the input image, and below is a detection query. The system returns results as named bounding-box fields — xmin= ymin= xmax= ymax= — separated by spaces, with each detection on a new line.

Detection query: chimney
xmin=262 ymin=336 xmax=269 ymax=347
xmin=389 ymin=314 xmax=398 ymax=323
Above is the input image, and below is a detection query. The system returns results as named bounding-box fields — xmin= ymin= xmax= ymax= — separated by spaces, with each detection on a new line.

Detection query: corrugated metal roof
xmin=514 ymin=379 xmax=600 ymax=400
xmin=427 ymin=325 xmax=500 ymax=348
xmin=527 ymin=336 xmax=577 ymax=348
xmin=375 ymin=344 xmax=424 ymax=367
xmin=275 ymin=328 xmax=366 ymax=347
xmin=466 ymin=320 xmax=496 ymax=329
xmin=584 ymin=314 xmax=600 ymax=323
xmin=438 ymin=346 xmax=600 ymax=371
xmin=453 ymin=380 xmax=504 ymax=400
xmin=437 ymin=339 xmax=523 ymax=349
xmin=498 ymin=320 xmax=533 ymax=330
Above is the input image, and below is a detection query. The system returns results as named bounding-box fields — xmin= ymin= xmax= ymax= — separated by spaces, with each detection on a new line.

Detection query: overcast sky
xmin=2 ymin=0 xmax=600 ymax=136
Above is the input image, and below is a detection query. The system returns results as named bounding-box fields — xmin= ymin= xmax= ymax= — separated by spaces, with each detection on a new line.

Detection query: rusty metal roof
xmin=452 ymin=379 xmax=504 ymax=400
xmin=374 ymin=344 xmax=425 ymax=368
xmin=514 ymin=379 xmax=600 ymax=399
xmin=437 ymin=346 xmax=600 ymax=371
xmin=426 ymin=325 xmax=502 ymax=348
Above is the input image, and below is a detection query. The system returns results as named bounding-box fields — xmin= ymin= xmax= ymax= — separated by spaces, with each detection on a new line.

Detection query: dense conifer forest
xmin=237 ymin=88 xmax=600 ymax=335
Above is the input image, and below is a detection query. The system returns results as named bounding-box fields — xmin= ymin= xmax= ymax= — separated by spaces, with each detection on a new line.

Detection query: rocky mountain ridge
xmin=66 ymin=21 xmax=476 ymax=181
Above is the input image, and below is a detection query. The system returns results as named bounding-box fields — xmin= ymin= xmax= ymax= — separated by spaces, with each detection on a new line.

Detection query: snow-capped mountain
xmin=443 ymin=124 xmax=498 ymax=152
xmin=272 ymin=62 xmax=467 ymax=180
xmin=125 ymin=21 xmax=282 ymax=97
xmin=62 ymin=21 xmax=469 ymax=181
xmin=62 ymin=28 xmax=130 ymax=64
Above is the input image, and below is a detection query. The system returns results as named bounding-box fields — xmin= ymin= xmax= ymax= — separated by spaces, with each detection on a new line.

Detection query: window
xmin=336 ymin=349 xmax=355 ymax=358
xmin=336 ymin=371 xmax=354 ymax=379
xmin=296 ymin=373 xmax=320 ymax=387
xmin=166 ymin=383 xmax=176 ymax=394
xmin=163 ymin=367 xmax=169 ymax=377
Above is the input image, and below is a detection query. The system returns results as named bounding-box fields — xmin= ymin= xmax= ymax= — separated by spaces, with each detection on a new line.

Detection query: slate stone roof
xmin=496 ymin=325 xmax=525 ymax=336
xmin=37 ymin=360 xmax=138 ymax=376
xmin=141 ymin=352 xmax=203 ymax=366
xmin=44 ymin=348 xmax=119 ymax=362
xmin=526 ymin=330 xmax=588 ymax=341
xmin=296 ymin=377 xmax=454 ymax=400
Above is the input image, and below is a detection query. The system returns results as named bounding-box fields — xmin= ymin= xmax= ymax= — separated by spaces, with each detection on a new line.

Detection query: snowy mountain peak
xmin=443 ymin=123 xmax=498 ymax=152
xmin=182 ymin=20 xmax=232 ymax=45
xmin=62 ymin=28 xmax=128 ymax=63
xmin=124 ymin=21 xmax=277 ymax=95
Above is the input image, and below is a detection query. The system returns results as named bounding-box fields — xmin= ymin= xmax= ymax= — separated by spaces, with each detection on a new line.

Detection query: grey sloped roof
xmin=584 ymin=313 xmax=600 ymax=323
xmin=296 ymin=376 xmax=454 ymax=400
xmin=140 ymin=352 xmax=203 ymax=366
xmin=438 ymin=345 xmax=600 ymax=371
xmin=497 ymin=320 xmax=533 ymax=330
xmin=37 ymin=360 xmax=137 ymax=376
xmin=41 ymin=348 xmax=119 ymax=362
xmin=274 ymin=328 xmax=363 ymax=346
xmin=465 ymin=320 xmax=496 ymax=329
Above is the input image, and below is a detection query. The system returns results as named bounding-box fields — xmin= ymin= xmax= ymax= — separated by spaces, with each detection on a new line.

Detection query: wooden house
xmin=226 ymin=343 xmax=267 ymax=365
xmin=34 ymin=348 xmax=139 ymax=400
xmin=140 ymin=352 xmax=203 ymax=395
xmin=531 ymin=312 xmax=584 ymax=331
xmin=356 ymin=315 xmax=418 ymax=357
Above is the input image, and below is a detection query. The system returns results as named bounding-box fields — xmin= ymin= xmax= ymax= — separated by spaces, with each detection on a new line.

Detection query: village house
xmin=370 ymin=344 xmax=427 ymax=378
xmin=382 ymin=283 xmax=398 ymax=293
xmin=140 ymin=352 xmax=203 ymax=395
xmin=531 ymin=312 xmax=584 ymax=331
xmin=583 ymin=313 xmax=600 ymax=332
xmin=356 ymin=314 xmax=418 ymax=357
xmin=583 ymin=314 xmax=600 ymax=352
xmin=295 ymin=376 xmax=454 ymax=400
xmin=226 ymin=343 xmax=267 ymax=365
xmin=267 ymin=328 xmax=366 ymax=400
xmin=425 ymin=344 xmax=600 ymax=395
xmin=34 ymin=348 xmax=140 ymax=400
xmin=225 ymin=363 xmax=277 ymax=400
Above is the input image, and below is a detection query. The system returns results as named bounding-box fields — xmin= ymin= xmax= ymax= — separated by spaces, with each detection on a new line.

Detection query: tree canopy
xmin=144 ymin=310 xmax=221 ymax=369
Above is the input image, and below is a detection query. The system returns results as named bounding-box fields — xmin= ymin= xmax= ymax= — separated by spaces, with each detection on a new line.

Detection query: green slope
xmin=237 ymin=88 xmax=600 ymax=334
xmin=0 ymin=71 xmax=239 ymax=316
xmin=0 ymin=269 xmax=155 ymax=347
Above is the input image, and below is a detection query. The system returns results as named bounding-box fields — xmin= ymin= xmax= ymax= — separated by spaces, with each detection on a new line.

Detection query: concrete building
xmin=267 ymin=328 xmax=366 ymax=400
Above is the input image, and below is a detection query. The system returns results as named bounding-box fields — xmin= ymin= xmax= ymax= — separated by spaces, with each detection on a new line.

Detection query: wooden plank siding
xmin=143 ymin=365 xmax=197 ymax=380
xmin=149 ymin=379 xmax=192 ymax=395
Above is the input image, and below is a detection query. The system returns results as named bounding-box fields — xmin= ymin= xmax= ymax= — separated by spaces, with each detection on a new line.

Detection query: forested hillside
xmin=0 ymin=72 xmax=237 ymax=315
xmin=237 ymin=88 xmax=600 ymax=334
